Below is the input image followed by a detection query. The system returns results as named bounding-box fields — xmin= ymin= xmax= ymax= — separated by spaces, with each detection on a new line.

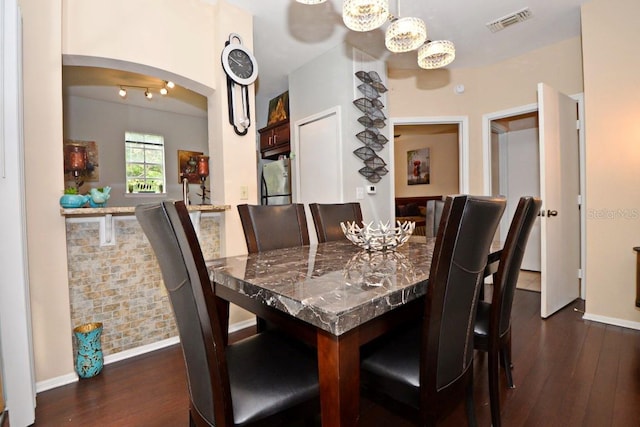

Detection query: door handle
xmin=547 ymin=210 xmax=558 ymax=217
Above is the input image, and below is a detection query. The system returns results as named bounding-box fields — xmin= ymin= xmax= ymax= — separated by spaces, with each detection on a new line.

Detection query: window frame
xmin=125 ymin=132 xmax=166 ymax=195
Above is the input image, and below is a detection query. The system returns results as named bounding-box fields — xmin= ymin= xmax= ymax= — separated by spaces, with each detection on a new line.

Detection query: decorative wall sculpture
xmin=353 ymin=71 xmax=389 ymax=183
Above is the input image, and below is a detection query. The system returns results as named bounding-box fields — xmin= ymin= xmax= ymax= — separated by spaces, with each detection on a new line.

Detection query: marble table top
xmin=207 ymin=239 xmax=436 ymax=336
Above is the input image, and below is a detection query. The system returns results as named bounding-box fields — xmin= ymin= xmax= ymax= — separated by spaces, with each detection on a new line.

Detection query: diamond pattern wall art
xmin=353 ymin=70 xmax=389 ymax=183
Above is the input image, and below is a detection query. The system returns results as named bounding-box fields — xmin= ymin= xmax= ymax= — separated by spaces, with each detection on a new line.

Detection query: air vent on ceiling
xmin=486 ymin=7 xmax=532 ymax=33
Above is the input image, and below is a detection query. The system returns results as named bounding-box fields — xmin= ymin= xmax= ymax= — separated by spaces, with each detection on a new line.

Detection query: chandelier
xmin=417 ymin=40 xmax=456 ymax=69
xmin=342 ymin=0 xmax=389 ymax=32
xmin=295 ymin=0 xmax=455 ymax=69
xmin=385 ymin=16 xmax=427 ymax=53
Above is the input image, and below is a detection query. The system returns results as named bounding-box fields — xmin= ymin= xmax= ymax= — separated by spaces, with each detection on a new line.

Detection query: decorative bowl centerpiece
xmin=341 ymin=220 xmax=415 ymax=251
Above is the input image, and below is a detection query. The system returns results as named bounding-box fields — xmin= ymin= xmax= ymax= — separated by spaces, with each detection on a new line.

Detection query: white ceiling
xmin=219 ymin=0 xmax=588 ymax=100
xmin=63 ymin=0 xmax=588 ymax=116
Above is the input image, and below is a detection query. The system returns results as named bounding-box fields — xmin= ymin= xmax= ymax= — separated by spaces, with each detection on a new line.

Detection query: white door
xmin=538 ymin=83 xmax=581 ymax=318
xmin=294 ymin=107 xmax=342 ymax=243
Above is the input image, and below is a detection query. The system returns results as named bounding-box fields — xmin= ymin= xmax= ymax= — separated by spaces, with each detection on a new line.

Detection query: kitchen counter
xmin=60 ymin=203 xmax=229 ymax=217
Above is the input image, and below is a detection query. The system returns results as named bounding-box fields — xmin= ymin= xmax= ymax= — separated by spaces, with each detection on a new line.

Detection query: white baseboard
xmin=36 ymin=372 xmax=78 ymax=393
xmin=36 ymin=319 xmax=257 ymax=393
xmin=582 ymin=312 xmax=640 ymax=331
xmin=103 ymin=336 xmax=181 ymax=365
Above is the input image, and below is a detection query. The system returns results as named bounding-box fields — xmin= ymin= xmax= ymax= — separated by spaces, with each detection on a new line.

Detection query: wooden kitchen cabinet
xmin=259 ymin=120 xmax=290 ymax=159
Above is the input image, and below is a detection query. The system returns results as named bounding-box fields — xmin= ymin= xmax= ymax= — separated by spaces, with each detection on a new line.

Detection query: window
xmin=125 ymin=132 xmax=166 ymax=194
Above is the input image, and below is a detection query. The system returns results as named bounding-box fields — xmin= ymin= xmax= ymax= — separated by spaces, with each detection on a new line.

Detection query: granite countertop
xmin=61 ymin=204 xmax=230 ymax=217
xmin=208 ymin=239 xmax=435 ymax=336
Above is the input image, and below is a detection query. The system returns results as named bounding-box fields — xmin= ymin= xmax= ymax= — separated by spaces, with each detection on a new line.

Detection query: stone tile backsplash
xmin=66 ymin=214 xmax=221 ymax=356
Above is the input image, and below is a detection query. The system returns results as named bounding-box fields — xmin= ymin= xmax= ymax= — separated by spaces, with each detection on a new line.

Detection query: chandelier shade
xmin=342 ymin=0 xmax=390 ymax=32
xmin=417 ymin=40 xmax=456 ymax=69
xmin=385 ymin=17 xmax=427 ymax=53
xmin=297 ymin=0 xmax=456 ymax=67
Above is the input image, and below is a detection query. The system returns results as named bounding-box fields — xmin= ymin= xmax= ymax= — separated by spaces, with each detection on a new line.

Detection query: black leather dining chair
xmin=136 ymin=201 xmax=319 ymax=427
xmin=424 ymin=198 xmax=445 ymax=238
xmin=474 ymin=196 xmax=542 ymax=427
xmin=237 ymin=204 xmax=310 ymax=253
xmin=237 ymin=203 xmax=311 ymax=332
xmin=360 ymin=195 xmax=506 ymax=427
xmin=309 ymin=202 xmax=363 ymax=243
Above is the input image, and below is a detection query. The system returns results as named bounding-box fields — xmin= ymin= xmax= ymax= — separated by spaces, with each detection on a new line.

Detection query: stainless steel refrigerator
xmin=261 ymin=158 xmax=291 ymax=205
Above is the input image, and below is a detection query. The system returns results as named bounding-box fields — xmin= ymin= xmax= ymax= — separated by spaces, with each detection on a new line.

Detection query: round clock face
xmin=221 ymin=44 xmax=258 ymax=86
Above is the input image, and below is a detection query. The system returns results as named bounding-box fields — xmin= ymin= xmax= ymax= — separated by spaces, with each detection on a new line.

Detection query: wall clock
xmin=221 ymin=33 xmax=258 ymax=135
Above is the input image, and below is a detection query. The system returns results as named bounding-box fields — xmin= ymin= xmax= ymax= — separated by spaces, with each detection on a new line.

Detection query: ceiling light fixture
xmin=165 ymin=80 xmax=175 ymax=89
xmin=417 ymin=40 xmax=456 ymax=69
xmin=342 ymin=0 xmax=389 ymax=32
xmin=118 ymin=83 xmax=173 ymax=99
xmin=385 ymin=16 xmax=427 ymax=53
xmin=298 ymin=0 xmax=455 ymax=69
xmin=385 ymin=0 xmax=426 ymax=53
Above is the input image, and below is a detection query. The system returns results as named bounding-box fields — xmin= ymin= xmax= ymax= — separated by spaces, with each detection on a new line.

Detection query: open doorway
xmin=390 ymin=116 xmax=469 ymax=233
xmin=391 ymin=118 xmax=468 ymax=235
xmin=490 ymin=110 xmax=542 ymax=292
xmin=483 ymin=89 xmax=586 ymax=310
xmin=393 ymin=124 xmax=460 ymax=197
xmin=62 ymin=65 xmax=209 ymax=206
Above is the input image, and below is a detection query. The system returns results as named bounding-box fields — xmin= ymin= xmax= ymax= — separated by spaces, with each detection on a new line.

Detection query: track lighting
xmin=118 ymin=82 xmax=174 ymax=100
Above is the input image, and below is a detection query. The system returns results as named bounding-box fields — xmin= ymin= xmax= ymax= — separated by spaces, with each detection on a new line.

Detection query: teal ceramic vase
xmin=73 ymin=322 xmax=104 ymax=378
xmin=59 ymin=194 xmax=89 ymax=209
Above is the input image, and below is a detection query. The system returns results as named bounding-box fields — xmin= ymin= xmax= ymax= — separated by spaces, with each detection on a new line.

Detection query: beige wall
xmin=394 ymin=127 xmax=459 ymax=197
xmin=581 ymin=0 xmax=640 ymax=324
xmin=389 ymin=37 xmax=584 ymax=195
xmin=390 ymin=2 xmax=640 ymax=327
xmin=62 ymin=0 xmax=217 ymax=91
xmin=20 ymin=0 xmax=71 ymax=385
xmin=21 ymin=0 xmax=256 ymax=384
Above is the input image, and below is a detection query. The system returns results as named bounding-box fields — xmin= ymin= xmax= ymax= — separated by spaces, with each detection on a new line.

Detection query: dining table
xmin=207 ymin=238 xmax=437 ymax=426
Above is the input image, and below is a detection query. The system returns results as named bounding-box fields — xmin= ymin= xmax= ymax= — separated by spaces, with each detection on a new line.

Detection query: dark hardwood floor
xmin=32 ymin=289 xmax=640 ymax=426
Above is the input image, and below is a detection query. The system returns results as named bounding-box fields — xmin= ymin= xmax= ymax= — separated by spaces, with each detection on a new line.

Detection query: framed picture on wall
xmin=407 ymin=148 xmax=430 ymax=185
xmin=177 ymin=150 xmax=203 ymax=183
xmin=267 ymin=91 xmax=289 ymax=125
